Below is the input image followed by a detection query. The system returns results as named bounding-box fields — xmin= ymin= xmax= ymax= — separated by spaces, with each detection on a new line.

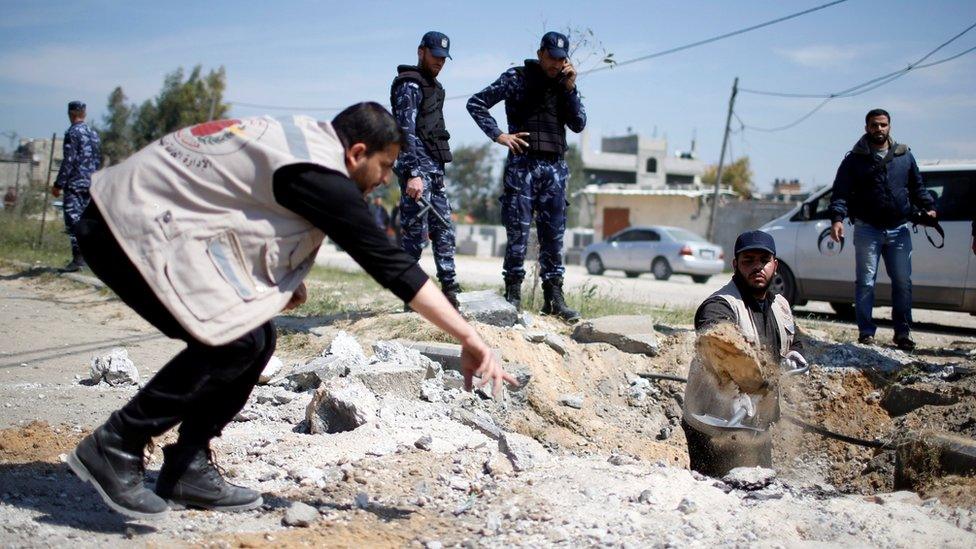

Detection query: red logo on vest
xmin=189 ymin=119 xmax=241 ymax=137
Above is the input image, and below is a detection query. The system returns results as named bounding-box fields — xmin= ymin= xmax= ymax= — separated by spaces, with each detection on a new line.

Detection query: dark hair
xmin=865 ymin=108 xmax=890 ymax=124
xmin=332 ymin=102 xmax=405 ymax=153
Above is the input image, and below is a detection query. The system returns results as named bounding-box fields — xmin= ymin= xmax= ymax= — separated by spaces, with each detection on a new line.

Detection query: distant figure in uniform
xmin=66 ymin=103 xmax=516 ymax=519
xmin=53 ymin=100 xmax=101 ymax=272
xmin=3 ymin=186 xmax=16 ymax=211
xmin=467 ymin=31 xmax=586 ymax=322
xmin=369 ymin=195 xmax=391 ymax=233
xmin=391 ymin=31 xmax=461 ymax=307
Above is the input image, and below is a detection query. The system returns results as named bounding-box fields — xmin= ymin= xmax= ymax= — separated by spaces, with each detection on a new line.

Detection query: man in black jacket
xmin=828 ymin=109 xmax=936 ymax=350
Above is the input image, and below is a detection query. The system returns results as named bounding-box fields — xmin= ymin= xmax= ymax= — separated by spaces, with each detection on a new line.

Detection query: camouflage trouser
xmin=62 ymin=184 xmax=91 ymax=256
xmin=398 ymin=172 xmax=457 ymax=286
xmin=500 ymin=155 xmax=569 ymax=281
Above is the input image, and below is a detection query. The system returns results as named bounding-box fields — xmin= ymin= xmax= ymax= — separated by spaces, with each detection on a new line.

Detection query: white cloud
xmin=775 ymin=44 xmax=865 ymax=69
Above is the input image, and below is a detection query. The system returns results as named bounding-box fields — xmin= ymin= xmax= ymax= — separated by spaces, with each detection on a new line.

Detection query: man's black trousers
xmin=75 ymin=202 xmax=275 ymax=448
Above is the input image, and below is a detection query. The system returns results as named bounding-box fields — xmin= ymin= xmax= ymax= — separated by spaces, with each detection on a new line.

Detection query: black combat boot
xmin=59 ymin=251 xmax=86 ymax=273
xmin=67 ymin=419 xmax=169 ymax=519
xmin=155 ymin=443 xmax=262 ymax=512
xmin=541 ymin=277 xmax=580 ymax=323
xmin=503 ymin=276 xmax=522 ymax=311
xmin=441 ymin=280 xmax=462 ymax=310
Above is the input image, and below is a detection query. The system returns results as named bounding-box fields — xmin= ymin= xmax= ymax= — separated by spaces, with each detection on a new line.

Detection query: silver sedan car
xmin=582 ymin=225 xmax=725 ymax=283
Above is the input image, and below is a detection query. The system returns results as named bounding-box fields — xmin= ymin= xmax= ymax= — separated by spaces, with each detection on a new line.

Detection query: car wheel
xmin=651 ymin=258 xmax=672 ymax=281
xmin=585 ymin=254 xmax=605 ymax=275
xmin=770 ymin=262 xmax=797 ymax=305
xmin=830 ymin=301 xmax=856 ymax=320
xmin=691 ymin=275 xmax=710 ymax=284
xmin=624 ymin=271 xmax=640 ymax=278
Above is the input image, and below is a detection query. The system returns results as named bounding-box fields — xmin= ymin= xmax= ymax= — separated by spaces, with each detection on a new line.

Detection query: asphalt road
xmin=315 ymin=246 xmax=976 ymax=337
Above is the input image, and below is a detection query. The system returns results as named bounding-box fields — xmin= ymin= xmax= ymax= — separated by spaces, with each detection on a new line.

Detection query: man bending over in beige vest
xmin=681 ymin=230 xmax=807 ymax=477
xmin=65 ymin=102 xmax=517 ymax=519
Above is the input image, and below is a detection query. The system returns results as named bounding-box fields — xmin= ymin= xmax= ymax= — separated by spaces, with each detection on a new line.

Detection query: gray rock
xmin=722 ymin=467 xmax=776 ymax=490
xmin=638 ymin=489 xmax=654 ymax=504
xmin=517 ymin=312 xmax=533 ymax=327
xmin=354 ymin=492 xmax=370 ymax=509
xmin=420 ymin=378 xmax=443 ymax=402
xmin=283 ymin=501 xmax=319 ymax=527
xmin=415 ymin=434 xmax=433 ymax=451
xmin=607 ymin=452 xmax=637 ymax=466
xmin=499 ymin=432 xmax=549 ymax=472
xmin=677 ymin=497 xmax=698 ymax=514
xmin=258 ymin=355 xmax=283 ymax=384
xmin=523 ymin=331 xmax=547 ymax=343
xmin=457 ymin=290 xmax=518 ymax=327
xmin=442 ymin=370 xmax=465 ymax=391
xmin=544 ymin=333 xmax=569 ymax=355
xmin=371 ymin=341 xmax=441 ymax=378
xmin=571 ymin=316 xmax=660 ymax=356
xmin=559 ymin=394 xmax=584 ymax=409
xmin=288 ymin=466 xmax=324 ymax=484
xmin=89 ymin=348 xmax=140 ymax=387
xmin=452 ymin=409 xmax=503 ymax=440
xmin=305 ymin=379 xmax=378 ymax=434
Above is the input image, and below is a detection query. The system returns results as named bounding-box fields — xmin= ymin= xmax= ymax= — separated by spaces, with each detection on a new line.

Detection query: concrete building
xmin=765 ymin=178 xmax=810 ymax=203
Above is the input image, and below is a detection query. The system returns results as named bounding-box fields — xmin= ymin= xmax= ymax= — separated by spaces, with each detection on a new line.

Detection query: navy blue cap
xmin=540 ymin=31 xmax=569 ymax=59
xmin=420 ymin=31 xmax=451 ymax=59
xmin=67 ymin=101 xmax=86 ymax=111
xmin=734 ymin=230 xmax=776 ymax=256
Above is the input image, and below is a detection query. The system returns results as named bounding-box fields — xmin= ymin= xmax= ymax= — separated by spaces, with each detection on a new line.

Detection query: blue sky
xmin=2 ymin=0 xmax=975 ymax=192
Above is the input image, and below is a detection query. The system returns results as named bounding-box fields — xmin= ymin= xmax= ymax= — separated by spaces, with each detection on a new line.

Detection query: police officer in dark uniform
xmin=53 ymin=100 xmax=101 ymax=272
xmin=467 ymin=31 xmax=586 ymax=322
xmin=391 ymin=31 xmax=461 ymax=307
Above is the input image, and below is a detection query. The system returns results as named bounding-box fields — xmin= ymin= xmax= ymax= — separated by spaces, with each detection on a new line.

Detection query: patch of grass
xmin=521 ymin=278 xmax=695 ymax=326
xmin=0 ymin=211 xmax=72 ymax=266
xmin=288 ymin=266 xmax=398 ymax=318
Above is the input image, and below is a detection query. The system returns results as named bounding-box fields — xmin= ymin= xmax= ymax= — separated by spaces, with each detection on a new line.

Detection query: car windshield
xmin=664 ymin=227 xmax=708 ymax=243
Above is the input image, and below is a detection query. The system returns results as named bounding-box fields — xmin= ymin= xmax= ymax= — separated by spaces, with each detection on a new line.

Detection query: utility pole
xmin=707 ymin=77 xmax=738 ymax=243
xmin=36 ymin=133 xmax=57 ymax=248
xmin=208 ymin=94 xmax=218 ymax=121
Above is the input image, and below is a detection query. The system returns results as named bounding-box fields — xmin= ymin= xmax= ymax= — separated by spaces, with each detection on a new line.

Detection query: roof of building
xmin=577 ymin=185 xmax=737 ymax=198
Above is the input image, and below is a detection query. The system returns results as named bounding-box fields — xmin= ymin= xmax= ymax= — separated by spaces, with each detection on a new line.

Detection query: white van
xmin=761 ymin=160 xmax=976 ymax=317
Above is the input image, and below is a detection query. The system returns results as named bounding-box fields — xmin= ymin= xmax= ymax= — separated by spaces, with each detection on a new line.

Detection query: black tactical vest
xmin=390 ymin=65 xmax=452 ymax=164
xmin=507 ymin=60 xmax=567 ymax=156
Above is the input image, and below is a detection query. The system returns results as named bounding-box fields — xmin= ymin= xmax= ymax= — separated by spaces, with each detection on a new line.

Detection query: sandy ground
xmin=1 ymin=266 xmax=975 ymax=547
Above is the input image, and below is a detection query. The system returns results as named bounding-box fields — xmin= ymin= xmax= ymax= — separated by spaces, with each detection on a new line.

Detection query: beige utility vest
xmin=90 ymin=115 xmax=347 ymax=346
xmin=683 ymin=280 xmax=796 ymax=433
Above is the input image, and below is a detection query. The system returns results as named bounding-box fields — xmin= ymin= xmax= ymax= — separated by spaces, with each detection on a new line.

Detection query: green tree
xmin=445 ymin=143 xmax=500 ymax=224
xmin=131 ymin=65 xmax=229 ymax=149
xmin=702 ymin=156 xmax=754 ymax=198
xmin=97 ymin=87 xmax=133 ymax=165
xmin=565 ymin=144 xmax=587 ymax=227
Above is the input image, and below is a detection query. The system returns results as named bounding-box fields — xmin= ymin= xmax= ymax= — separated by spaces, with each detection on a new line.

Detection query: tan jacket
xmin=683 ymin=280 xmax=796 ymax=434
xmin=90 ymin=115 xmax=348 ymax=346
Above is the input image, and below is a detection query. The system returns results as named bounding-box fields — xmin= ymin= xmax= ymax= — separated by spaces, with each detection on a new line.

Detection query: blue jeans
xmin=853 ymin=221 xmax=913 ymax=337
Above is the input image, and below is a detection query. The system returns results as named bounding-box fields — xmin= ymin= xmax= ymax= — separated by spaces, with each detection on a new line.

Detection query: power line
xmin=739 ymin=22 xmax=976 ymax=132
xmin=740 ymin=21 xmax=976 ymax=98
xmin=580 ymin=0 xmax=849 ymax=76
xmin=227 ymin=0 xmax=850 ymax=112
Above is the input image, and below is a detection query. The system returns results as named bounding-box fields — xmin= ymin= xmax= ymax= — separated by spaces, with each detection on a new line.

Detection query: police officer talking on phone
xmin=466 ymin=31 xmax=586 ymax=322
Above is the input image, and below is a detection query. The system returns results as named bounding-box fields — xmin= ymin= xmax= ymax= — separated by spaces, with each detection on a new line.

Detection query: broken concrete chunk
xmin=348 ymin=360 xmax=427 ymax=399
xmin=523 ymin=331 xmax=546 ymax=343
xmin=881 ymin=383 xmax=960 ymax=417
xmin=258 ymin=355 xmax=283 ymax=384
xmin=284 ymin=355 xmax=351 ymax=392
xmin=305 ymin=379 xmax=378 ymax=434
xmin=457 ymin=290 xmax=518 ymax=327
xmin=89 ymin=348 xmax=139 ymax=387
xmin=571 ymin=316 xmax=660 ymax=356
xmin=415 ymin=434 xmax=433 ymax=451
xmin=372 ymin=341 xmax=440 ymax=377
xmin=722 ymin=467 xmax=776 ymax=490
xmin=326 ymin=331 xmax=368 ymax=366
xmin=559 ymin=394 xmax=584 ymax=409
xmin=499 ymin=432 xmax=549 ymax=472
xmin=283 ymin=501 xmax=319 ymax=527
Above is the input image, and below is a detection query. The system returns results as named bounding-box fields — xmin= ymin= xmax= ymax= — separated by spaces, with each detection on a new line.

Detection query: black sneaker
xmin=67 ymin=423 xmax=169 ymax=519
xmin=155 ymin=443 xmax=262 ymax=512
xmin=858 ymin=334 xmax=876 ymax=345
xmin=894 ymin=334 xmax=916 ymax=351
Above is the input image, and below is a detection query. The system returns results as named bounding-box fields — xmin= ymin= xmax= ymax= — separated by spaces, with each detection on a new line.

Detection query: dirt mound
xmin=0 ymin=421 xmax=86 ymax=464
xmin=696 ymin=323 xmax=771 ymax=393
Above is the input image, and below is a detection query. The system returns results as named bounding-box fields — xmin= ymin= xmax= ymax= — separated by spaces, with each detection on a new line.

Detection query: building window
xmin=645 ymin=158 xmax=657 ymax=173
